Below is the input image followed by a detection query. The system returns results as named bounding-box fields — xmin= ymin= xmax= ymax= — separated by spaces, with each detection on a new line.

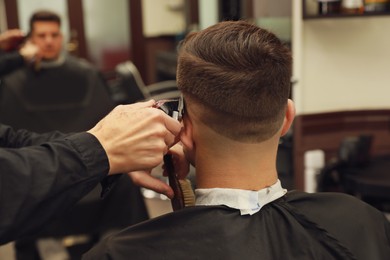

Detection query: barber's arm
xmin=0 ymin=29 xmax=25 ymax=51
xmin=0 ymin=100 xmax=182 ymax=244
xmin=0 ymin=132 xmax=108 ymax=244
xmin=0 ymin=52 xmax=24 ymax=76
xmin=0 ymin=42 xmax=40 ymax=77
xmin=0 ymin=29 xmax=40 ymax=77
xmin=0 ymin=124 xmax=67 ymax=147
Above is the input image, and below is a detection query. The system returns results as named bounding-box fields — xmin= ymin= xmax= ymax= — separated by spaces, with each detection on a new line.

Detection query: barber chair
xmin=0 ymin=62 xmax=149 ymax=259
xmin=317 ymin=135 xmax=390 ymax=212
xmin=110 ymin=60 xmax=179 ymax=105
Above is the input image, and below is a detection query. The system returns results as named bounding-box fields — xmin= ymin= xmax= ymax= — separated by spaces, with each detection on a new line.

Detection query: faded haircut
xmin=29 ymin=10 xmax=61 ymax=33
xmin=177 ymin=20 xmax=292 ymax=143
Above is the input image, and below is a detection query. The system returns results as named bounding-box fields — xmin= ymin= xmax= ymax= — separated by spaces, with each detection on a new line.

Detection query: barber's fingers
xmin=164 ymin=131 xmax=179 ymax=148
xmin=163 ymin=143 xmax=189 ymax=179
xmin=2 ymin=29 xmax=24 ymax=39
xmin=122 ymin=99 xmax=156 ymax=110
xmin=128 ymin=171 xmax=174 ymax=199
xmin=163 ymin=113 xmax=182 ymax=138
xmin=135 ymin=99 xmax=156 ymax=108
xmin=115 ymin=100 xmax=182 ymax=140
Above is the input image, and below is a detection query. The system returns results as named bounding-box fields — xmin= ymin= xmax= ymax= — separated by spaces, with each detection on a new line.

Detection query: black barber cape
xmin=84 ymin=191 xmax=390 ymax=260
xmin=0 ymin=124 xmax=109 ymax=244
xmin=0 ymin=51 xmax=24 ymax=77
xmin=0 ymin=55 xmax=114 ymax=133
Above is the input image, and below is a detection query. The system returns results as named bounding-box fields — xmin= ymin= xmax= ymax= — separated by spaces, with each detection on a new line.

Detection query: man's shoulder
xmin=286 ymin=190 xmax=371 ymax=207
xmin=83 ymin=197 xmax=390 ymax=259
xmin=83 ymin=206 xmax=233 ymax=259
xmin=282 ymin=191 xmax=390 ymax=258
xmin=1 ymin=65 xmax=29 ymax=88
xmin=64 ymin=55 xmax=98 ymax=72
xmin=283 ymin=190 xmax=389 ymax=239
xmin=115 ymin=205 xmax=230 ymax=234
xmin=284 ymin=190 xmax=381 ymax=216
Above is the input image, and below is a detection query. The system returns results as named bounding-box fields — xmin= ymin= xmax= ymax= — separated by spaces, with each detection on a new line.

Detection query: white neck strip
xmin=195 ymin=179 xmax=287 ymax=215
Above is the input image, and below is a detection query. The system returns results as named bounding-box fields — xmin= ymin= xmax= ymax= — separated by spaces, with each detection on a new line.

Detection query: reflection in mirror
xmin=0 ymin=0 xmax=7 ymax=32
xmin=198 ymin=0 xmax=291 ymax=46
xmin=253 ymin=0 xmax=292 ymax=45
xmin=83 ymin=0 xmax=131 ymax=72
xmin=17 ymin=0 xmax=70 ymax=42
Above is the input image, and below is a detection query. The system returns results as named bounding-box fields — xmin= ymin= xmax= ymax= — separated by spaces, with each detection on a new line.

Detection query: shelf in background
xmin=302 ymin=0 xmax=390 ymax=20
xmin=304 ymin=11 xmax=390 ymax=19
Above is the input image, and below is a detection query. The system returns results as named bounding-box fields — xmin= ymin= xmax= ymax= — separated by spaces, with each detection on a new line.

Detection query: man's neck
xmin=194 ymin=139 xmax=279 ymax=191
xmin=40 ymin=52 xmax=65 ymax=68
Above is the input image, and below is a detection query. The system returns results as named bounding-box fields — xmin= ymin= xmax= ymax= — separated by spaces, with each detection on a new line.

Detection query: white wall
xmin=83 ymin=0 xmax=130 ymax=67
xmin=292 ymin=0 xmax=390 ymax=114
xmin=0 ymin=0 xmax=7 ymax=32
xmin=254 ymin=0 xmax=291 ymax=17
xmin=199 ymin=0 xmax=218 ymax=30
xmin=142 ymin=0 xmax=186 ymax=37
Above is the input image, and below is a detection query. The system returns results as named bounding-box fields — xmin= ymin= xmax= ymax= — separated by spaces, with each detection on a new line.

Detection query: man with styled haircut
xmin=0 ymin=9 xmax=114 ymax=133
xmin=84 ymin=21 xmax=390 ymax=259
xmin=0 ymin=10 xmax=144 ymax=260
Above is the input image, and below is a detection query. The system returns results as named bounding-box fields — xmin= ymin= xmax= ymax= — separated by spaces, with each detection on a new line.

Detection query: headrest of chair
xmin=338 ymin=135 xmax=373 ymax=167
xmin=114 ymin=61 xmax=150 ymax=103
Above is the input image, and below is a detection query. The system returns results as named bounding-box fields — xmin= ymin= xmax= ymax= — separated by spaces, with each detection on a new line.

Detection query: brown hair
xmin=29 ymin=10 xmax=61 ymax=33
xmin=177 ymin=20 xmax=292 ymax=143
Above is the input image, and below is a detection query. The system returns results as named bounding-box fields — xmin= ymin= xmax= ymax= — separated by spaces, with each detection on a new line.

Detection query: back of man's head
xmin=177 ymin=20 xmax=292 ymax=143
xmin=29 ymin=10 xmax=61 ymax=33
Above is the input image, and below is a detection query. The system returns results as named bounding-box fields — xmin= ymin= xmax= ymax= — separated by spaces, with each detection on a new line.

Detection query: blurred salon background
xmin=1 ymin=0 xmax=390 ymax=259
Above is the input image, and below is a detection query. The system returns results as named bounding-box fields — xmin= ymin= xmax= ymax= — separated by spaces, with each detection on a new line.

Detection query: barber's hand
xmin=128 ymin=171 xmax=174 ymax=199
xmin=19 ymin=40 xmax=40 ymax=63
xmin=162 ymin=143 xmax=189 ymax=179
xmin=128 ymin=143 xmax=190 ymax=199
xmin=88 ymin=100 xmax=182 ymax=175
xmin=0 ymin=29 xmax=25 ymax=51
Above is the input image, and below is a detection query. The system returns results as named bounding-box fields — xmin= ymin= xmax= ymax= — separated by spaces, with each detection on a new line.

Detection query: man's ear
xmin=280 ymin=99 xmax=295 ymax=137
xmin=180 ymin=115 xmax=194 ymax=151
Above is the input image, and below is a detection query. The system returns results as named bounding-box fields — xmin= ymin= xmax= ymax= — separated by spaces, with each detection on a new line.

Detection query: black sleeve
xmin=0 ymin=123 xmax=69 ymax=148
xmin=0 ymin=132 xmax=109 ymax=245
xmin=0 ymin=52 xmax=24 ymax=77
